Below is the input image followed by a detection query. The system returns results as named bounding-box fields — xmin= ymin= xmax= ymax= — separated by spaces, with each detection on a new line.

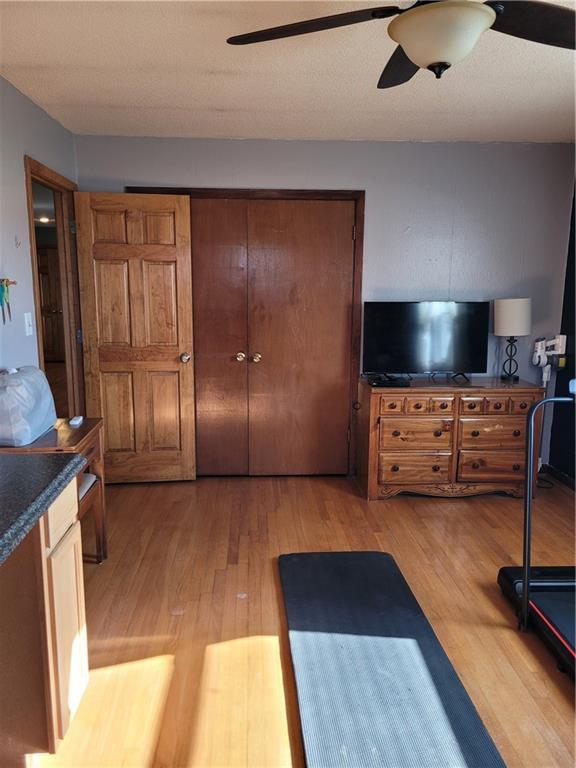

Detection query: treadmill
xmin=498 ymin=380 xmax=576 ymax=675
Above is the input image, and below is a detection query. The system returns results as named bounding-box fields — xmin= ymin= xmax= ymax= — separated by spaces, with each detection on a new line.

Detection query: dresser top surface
xmin=361 ymin=376 xmax=542 ymax=393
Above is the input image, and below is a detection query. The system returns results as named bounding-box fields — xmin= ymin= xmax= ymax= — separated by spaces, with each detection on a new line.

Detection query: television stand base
xmin=450 ymin=372 xmax=470 ymax=383
xmin=364 ymin=374 xmax=410 ymax=388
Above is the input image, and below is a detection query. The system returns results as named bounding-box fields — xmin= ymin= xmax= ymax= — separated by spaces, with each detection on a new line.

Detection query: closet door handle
xmin=251 ymin=353 xmax=262 ymax=363
xmin=235 ymin=351 xmax=246 ymax=362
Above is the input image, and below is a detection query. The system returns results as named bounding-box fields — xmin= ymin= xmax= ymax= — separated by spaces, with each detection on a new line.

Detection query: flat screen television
xmin=362 ymin=301 xmax=490 ymax=375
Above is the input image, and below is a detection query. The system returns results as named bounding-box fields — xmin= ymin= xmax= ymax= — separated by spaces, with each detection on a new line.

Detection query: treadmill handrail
xmin=521 ymin=392 xmax=575 ymax=630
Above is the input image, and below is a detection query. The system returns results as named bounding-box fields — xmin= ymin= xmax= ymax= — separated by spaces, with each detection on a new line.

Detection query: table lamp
xmin=494 ymin=298 xmax=532 ymax=382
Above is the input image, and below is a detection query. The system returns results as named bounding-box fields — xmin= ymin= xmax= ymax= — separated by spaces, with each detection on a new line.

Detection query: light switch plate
xmin=24 ymin=312 xmax=34 ymax=336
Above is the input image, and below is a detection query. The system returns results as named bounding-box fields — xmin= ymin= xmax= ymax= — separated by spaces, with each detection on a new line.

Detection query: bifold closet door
xmin=247 ymin=200 xmax=355 ymax=475
xmin=192 ymin=197 xmax=355 ymax=476
xmin=192 ymin=199 xmax=249 ymax=475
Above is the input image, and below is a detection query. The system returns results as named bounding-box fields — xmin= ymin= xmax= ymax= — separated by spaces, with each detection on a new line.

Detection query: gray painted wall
xmin=76 ymin=136 xmax=573 ymax=372
xmin=1 ymin=77 xmax=572 ymax=459
xmin=75 ymin=135 xmax=574 ymax=458
xmin=0 ymin=78 xmax=77 ymax=367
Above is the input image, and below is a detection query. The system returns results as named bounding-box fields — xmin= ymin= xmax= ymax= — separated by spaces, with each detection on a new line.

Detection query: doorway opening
xmin=25 ymin=156 xmax=84 ymax=417
xmin=32 ymin=181 xmax=68 ymax=413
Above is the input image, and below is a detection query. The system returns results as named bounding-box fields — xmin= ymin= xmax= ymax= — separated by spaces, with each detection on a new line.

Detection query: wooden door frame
xmin=127 ymin=186 xmax=365 ymax=474
xmin=24 ymin=156 xmax=85 ymax=416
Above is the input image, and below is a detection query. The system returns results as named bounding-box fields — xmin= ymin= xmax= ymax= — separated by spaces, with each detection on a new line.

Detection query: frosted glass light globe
xmin=388 ymin=0 xmax=497 ymax=71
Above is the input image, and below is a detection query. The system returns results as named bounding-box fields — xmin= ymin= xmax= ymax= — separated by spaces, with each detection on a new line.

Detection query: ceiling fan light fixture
xmin=388 ymin=0 xmax=496 ymax=71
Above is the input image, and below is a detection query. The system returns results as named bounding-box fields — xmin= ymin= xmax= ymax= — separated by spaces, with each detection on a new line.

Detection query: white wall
xmin=0 ymin=78 xmax=77 ymax=367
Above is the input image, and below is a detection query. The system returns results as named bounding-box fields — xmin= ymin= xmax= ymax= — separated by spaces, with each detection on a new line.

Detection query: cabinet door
xmin=47 ymin=521 xmax=89 ymax=739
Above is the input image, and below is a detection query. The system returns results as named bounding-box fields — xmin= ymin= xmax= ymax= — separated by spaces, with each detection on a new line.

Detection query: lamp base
xmin=501 ymin=336 xmax=520 ymax=381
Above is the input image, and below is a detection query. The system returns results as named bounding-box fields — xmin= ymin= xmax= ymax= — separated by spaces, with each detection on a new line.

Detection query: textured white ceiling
xmin=1 ymin=1 xmax=574 ymax=141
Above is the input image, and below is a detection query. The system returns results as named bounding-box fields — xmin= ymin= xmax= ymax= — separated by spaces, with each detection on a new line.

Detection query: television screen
xmin=362 ymin=301 xmax=490 ymax=375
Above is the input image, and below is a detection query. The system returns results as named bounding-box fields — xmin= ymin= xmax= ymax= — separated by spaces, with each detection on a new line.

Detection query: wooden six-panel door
xmin=75 ymin=193 xmax=195 ymax=482
xmin=192 ymin=197 xmax=356 ymax=476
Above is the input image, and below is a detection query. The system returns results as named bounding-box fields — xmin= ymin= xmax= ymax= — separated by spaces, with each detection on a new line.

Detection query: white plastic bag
xmin=0 ymin=366 xmax=57 ymax=446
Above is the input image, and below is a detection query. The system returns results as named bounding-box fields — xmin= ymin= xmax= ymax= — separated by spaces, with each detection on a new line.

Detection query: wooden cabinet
xmin=0 ymin=418 xmax=108 ymax=563
xmin=46 ymin=521 xmax=88 ymax=739
xmin=356 ymin=378 xmax=543 ymax=500
xmin=0 ymin=478 xmax=89 ymax=765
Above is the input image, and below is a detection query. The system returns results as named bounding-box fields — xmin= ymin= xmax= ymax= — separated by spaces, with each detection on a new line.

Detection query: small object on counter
xmin=69 ymin=416 xmax=84 ymax=428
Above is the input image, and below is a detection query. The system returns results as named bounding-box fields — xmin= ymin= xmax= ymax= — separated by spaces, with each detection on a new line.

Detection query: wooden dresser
xmin=356 ymin=378 xmax=544 ymax=500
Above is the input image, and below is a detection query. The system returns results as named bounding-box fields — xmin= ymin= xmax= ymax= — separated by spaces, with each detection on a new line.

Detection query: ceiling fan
xmin=227 ymin=1 xmax=575 ymax=88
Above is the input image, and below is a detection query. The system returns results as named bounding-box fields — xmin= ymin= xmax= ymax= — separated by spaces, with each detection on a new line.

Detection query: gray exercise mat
xmin=279 ymin=551 xmax=505 ymax=768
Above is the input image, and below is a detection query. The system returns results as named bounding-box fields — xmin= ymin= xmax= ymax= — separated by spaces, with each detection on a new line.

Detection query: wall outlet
xmin=24 ymin=312 xmax=34 ymax=336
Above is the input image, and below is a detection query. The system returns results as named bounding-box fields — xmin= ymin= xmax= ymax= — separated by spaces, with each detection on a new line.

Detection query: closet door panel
xmin=247 ymin=200 xmax=355 ymax=475
xmin=192 ymin=199 xmax=249 ymax=475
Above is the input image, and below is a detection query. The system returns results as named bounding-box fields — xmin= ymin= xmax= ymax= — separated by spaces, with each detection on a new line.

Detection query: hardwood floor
xmin=36 ymin=477 xmax=574 ymax=767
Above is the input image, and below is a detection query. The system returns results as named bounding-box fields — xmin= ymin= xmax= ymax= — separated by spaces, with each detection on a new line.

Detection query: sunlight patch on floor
xmin=188 ymin=635 xmax=292 ymax=768
xmin=31 ymin=654 xmax=174 ymax=767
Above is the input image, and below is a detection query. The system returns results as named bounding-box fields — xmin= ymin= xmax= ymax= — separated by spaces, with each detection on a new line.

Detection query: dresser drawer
xmin=431 ymin=397 xmax=454 ymax=414
xmin=458 ymin=451 xmax=524 ymax=482
xmin=379 ymin=453 xmax=451 ymax=484
xmin=461 ymin=397 xmax=484 ymax=414
xmin=510 ymin=395 xmax=536 ymax=413
xmin=459 ymin=418 xmax=526 ymax=450
xmin=379 ymin=418 xmax=453 ymax=451
xmin=43 ymin=478 xmax=79 ymax=550
xmin=379 ymin=397 xmax=405 ymax=414
xmin=485 ymin=396 xmax=510 ymax=414
xmin=405 ymin=397 xmax=429 ymax=413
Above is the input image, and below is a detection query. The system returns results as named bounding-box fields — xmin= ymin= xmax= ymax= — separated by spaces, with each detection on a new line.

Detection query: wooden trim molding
xmin=541 ymin=463 xmax=575 ymax=490
xmin=25 ymin=156 xmax=77 ymax=193
xmin=127 ymin=186 xmax=365 ymax=475
xmin=24 ymin=156 xmax=84 ymax=416
xmin=126 ymin=187 xmax=365 ymax=202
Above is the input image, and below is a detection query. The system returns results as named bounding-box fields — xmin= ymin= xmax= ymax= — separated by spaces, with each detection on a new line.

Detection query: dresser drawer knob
xmin=494 ymin=402 xmax=502 ymax=410
xmin=468 ymin=403 xmax=477 ymax=410
xmin=440 ymin=402 xmax=448 ymax=410
xmin=391 ymin=465 xmax=400 ymax=472
xmin=513 ymin=463 xmax=521 ymax=471
xmin=388 ymin=402 xmax=397 ymax=409
xmin=414 ymin=402 xmax=423 ymax=410
xmin=392 ymin=430 xmax=401 ymax=437
xmin=472 ymin=462 xmax=480 ymax=469
xmin=433 ymin=429 xmax=443 ymax=437
xmin=432 ymin=465 xmax=441 ymax=472
xmin=513 ymin=429 xmax=521 ymax=437
xmin=519 ymin=402 xmax=527 ymax=409
xmin=471 ymin=430 xmax=480 ymax=437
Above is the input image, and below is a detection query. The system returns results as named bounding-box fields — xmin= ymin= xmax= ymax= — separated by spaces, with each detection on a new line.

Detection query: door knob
xmin=251 ymin=353 xmax=262 ymax=363
xmin=235 ymin=352 xmax=246 ymax=362
xmin=179 ymin=352 xmax=191 ymax=363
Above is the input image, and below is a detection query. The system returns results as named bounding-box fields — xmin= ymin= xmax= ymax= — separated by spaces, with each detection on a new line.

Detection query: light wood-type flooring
xmin=36 ymin=476 xmax=574 ymax=768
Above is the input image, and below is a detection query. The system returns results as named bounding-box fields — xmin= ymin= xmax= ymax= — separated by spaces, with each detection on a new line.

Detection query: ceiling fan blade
xmin=488 ymin=0 xmax=575 ymax=49
xmin=377 ymin=46 xmax=419 ymax=88
xmin=227 ymin=6 xmax=400 ymax=45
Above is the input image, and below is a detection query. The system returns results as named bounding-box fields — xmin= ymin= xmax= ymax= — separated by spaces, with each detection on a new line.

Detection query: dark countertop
xmin=0 ymin=453 xmax=86 ymax=565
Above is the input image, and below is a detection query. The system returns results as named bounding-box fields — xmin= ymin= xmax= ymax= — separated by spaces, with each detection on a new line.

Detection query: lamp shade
xmin=493 ymin=298 xmax=532 ymax=338
xmin=387 ymin=0 xmax=496 ymax=70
